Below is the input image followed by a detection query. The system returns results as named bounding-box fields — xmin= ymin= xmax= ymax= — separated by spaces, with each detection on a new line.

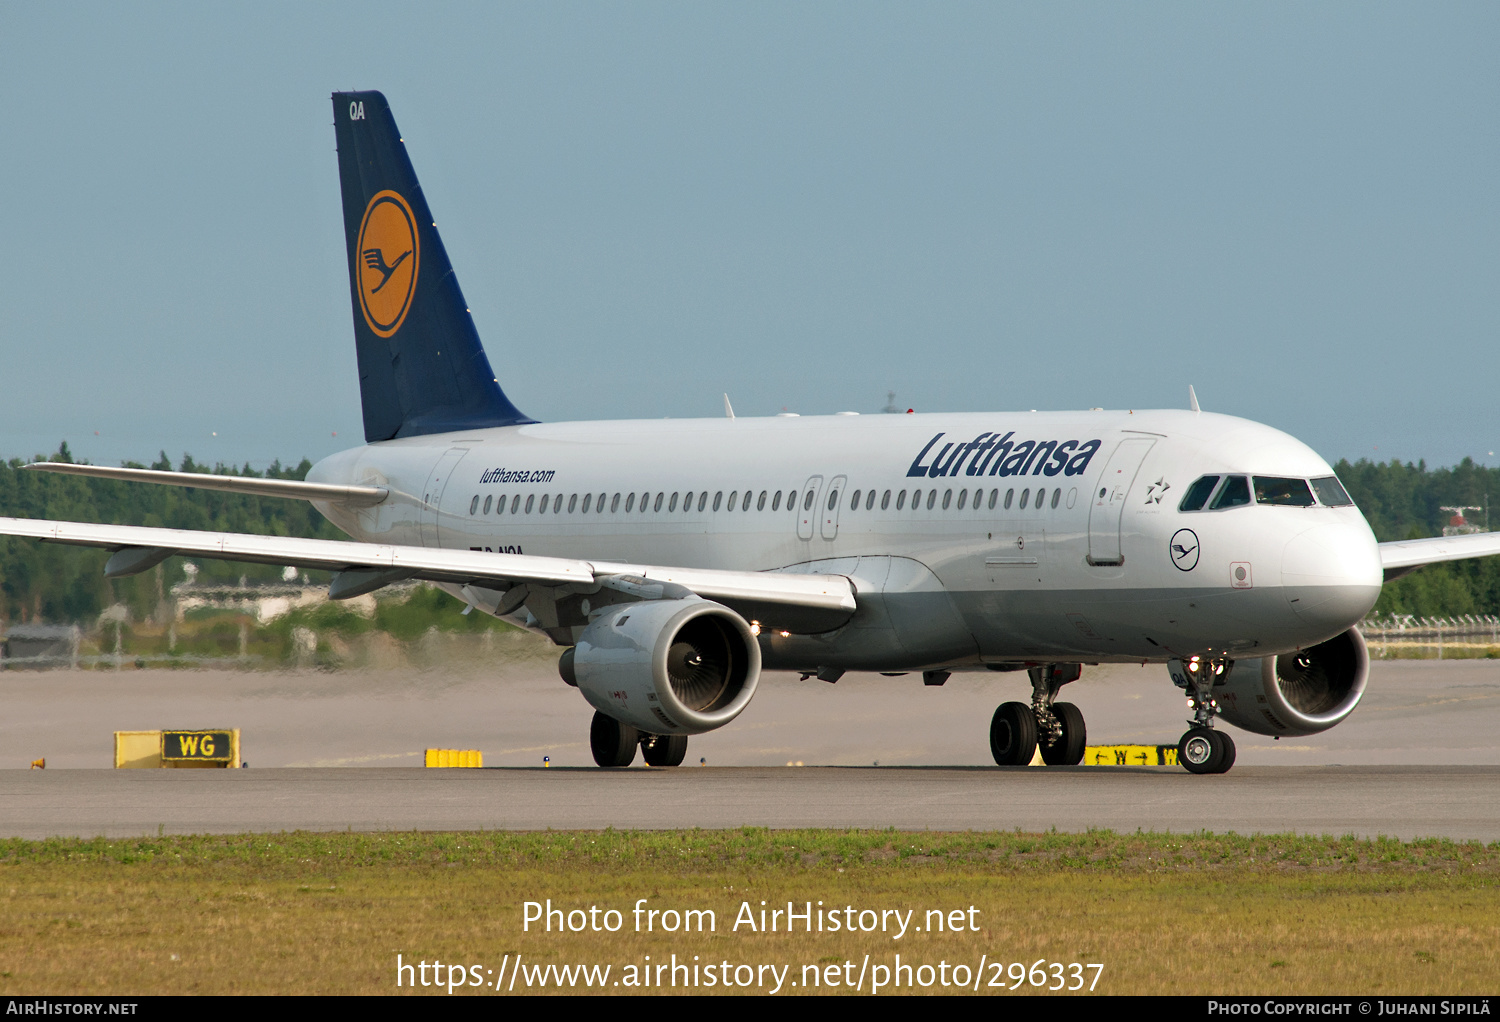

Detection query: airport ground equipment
xmin=115 ymin=730 xmax=241 ymax=769
xmin=424 ymin=749 xmax=483 ymax=768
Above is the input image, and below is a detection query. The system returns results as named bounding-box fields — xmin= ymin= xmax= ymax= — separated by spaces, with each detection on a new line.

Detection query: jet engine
xmin=558 ymin=598 xmax=761 ymax=735
xmin=1214 ymin=627 xmax=1369 ymax=737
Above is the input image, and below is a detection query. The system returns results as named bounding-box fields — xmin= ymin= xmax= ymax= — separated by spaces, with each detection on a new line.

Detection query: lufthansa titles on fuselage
xmin=479 ymin=467 xmax=558 ymax=485
xmin=906 ymin=432 xmax=1102 ymax=479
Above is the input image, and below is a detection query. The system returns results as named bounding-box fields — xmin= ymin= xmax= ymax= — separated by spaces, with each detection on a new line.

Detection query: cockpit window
xmin=1310 ymin=476 xmax=1354 ymax=507
xmin=1179 ymin=475 xmax=1221 ymax=512
xmin=1253 ymin=476 xmax=1315 ymax=507
xmin=1210 ymin=475 xmax=1251 ymax=510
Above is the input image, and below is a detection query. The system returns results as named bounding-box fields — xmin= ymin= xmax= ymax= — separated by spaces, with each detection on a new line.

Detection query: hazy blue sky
xmin=1 ymin=3 xmax=1495 ymax=472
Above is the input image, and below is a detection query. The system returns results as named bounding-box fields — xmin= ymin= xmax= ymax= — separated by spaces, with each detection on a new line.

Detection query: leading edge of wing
xmin=22 ymin=462 xmax=388 ymax=506
xmin=1379 ymin=532 xmax=1500 ymax=580
xmin=0 ymin=517 xmax=856 ymax=620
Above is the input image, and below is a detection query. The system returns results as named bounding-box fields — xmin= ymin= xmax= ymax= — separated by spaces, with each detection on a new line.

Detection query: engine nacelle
xmin=1213 ymin=627 xmax=1369 ymax=737
xmin=559 ymin=598 xmax=761 ymax=735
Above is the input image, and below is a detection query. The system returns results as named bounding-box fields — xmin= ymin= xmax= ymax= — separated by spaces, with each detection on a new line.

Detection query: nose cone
xmin=1282 ymin=523 xmax=1383 ymax=633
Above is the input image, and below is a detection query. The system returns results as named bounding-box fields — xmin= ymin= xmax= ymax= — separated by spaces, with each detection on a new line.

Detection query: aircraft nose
xmin=1281 ymin=523 xmax=1383 ymax=632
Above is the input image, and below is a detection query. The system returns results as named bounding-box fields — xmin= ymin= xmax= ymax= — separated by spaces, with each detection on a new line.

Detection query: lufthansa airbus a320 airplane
xmin=8 ymin=92 xmax=1499 ymax=773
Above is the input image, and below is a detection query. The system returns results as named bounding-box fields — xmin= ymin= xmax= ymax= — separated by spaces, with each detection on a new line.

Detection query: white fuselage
xmin=308 ymin=408 xmax=1383 ymax=672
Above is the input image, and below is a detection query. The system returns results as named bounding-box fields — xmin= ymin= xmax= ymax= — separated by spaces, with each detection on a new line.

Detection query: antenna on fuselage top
xmin=723 ymin=393 xmax=735 ymax=419
xmin=1188 ymin=385 xmax=1201 ymax=413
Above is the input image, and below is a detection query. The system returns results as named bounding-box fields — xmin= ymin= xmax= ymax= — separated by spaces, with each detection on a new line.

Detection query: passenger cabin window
xmin=610 ymin=493 xmax=621 ymax=513
xmin=803 ymin=490 xmax=815 ymax=511
xmin=926 ymin=490 xmax=937 ymax=510
xmin=896 ymin=490 xmax=906 ymax=510
xmin=1179 ymin=475 xmax=1221 ymax=512
xmin=1051 ymin=489 xmax=1060 ymax=509
xmin=880 ymin=490 xmax=890 ymax=510
xmin=743 ymin=491 xmax=753 ymax=511
xmin=826 ymin=489 xmax=839 ymax=511
xmin=483 ymin=495 xmax=493 ymax=515
xmin=758 ymin=491 xmax=767 ymax=511
xmin=470 ymin=495 xmax=479 ymax=515
xmin=850 ymin=489 xmax=861 ymax=511
xmin=1311 ymin=476 xmax=1354 ymax=507
xmin=698 ymin=492 xmax=708 ymax=512
xmin=1210 ymin=476 xmax=1251 ymax=510
xmin=654 ymin=493 xmax=665 ymax=512
xmin=865 ymin=490 xmax=875 ymax=511
xmin=772 ymin=491 xmax=782 ymax=511
xmin=1254 ymin=477 xmax=1316 ymax=507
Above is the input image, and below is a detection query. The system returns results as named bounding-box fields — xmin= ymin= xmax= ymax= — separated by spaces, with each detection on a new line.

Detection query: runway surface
xmin=2 ymin=656 xmax=1498 ymax=839
xmin=3 ymin=765 xmax=1497 ymax=841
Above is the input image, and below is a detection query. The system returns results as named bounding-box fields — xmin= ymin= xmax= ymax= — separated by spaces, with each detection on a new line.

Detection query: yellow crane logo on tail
xmin=356 ymin=190 xmax=420 ymax=337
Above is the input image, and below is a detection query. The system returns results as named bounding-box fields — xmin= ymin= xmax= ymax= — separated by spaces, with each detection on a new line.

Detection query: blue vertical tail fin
xmin=332 ymin=91 xmax=533 ymax=441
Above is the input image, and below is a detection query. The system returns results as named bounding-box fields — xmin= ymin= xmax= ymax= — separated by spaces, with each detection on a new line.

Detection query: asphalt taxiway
xmin=2 ymin=657 xmax=1498 ymax=839
xmin=2 ymin=764 xmax=1497 ymax=841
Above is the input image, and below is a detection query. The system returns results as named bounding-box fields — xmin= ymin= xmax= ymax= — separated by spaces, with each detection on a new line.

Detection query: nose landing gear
xmin=1169 ymin=657 xmax=1237 ymax=774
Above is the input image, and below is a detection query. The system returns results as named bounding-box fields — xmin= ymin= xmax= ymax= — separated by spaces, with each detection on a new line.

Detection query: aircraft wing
xmin=21 ymin=462 xmax=388 ymax=506
xmin=1378 ymin=533 xmax=1500 ymax=582
xmin=0 ymin=517 xmax=856 ymax=632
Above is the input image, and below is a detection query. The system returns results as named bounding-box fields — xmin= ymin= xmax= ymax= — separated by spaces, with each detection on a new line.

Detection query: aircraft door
xmin=1087 ymin=438 xmax=1155 ymax=566
xmin=796 ymin=475 xmax=824 ymax=541
xmin=419 ymin=447 xmax=471 ymax=548
xmin=820 ymin=474 xmax=847 ymax=541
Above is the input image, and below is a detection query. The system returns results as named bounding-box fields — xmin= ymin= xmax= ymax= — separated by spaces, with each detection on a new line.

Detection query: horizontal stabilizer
xmin=23 ymin=462 xmax=388 ymax=506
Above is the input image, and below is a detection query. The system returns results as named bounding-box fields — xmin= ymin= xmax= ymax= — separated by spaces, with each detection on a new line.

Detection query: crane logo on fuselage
xmin=356 ymin=189 xmax=420 ymax=338
xmin=1170 ymin=529 xmax=1200 ymax=571
xmin=907 ymin=432 xmax=1102 ymax=479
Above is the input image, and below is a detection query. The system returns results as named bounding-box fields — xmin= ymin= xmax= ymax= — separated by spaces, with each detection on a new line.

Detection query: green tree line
xmin=0 ymin=445 xmax=1496 ymax=625
xmin=1334 ymin=456 xmax=1500 ymax=617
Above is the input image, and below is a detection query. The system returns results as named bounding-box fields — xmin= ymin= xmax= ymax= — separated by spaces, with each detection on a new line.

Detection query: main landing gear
xmin=589 ymin=711 xmax=689 ymax=768
xmin=989 ymin=664 xmax=1087 ymax=766
xmin=1169 ymin=657 xmax=1237 ymax=775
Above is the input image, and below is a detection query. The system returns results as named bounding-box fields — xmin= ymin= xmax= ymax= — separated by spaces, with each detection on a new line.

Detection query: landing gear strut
xmin=989 ymin=663 xmax=1087 ymax=766
xmin=1169 ymin=657 xmax=1237 ymax=774
xmin=589 ymin=711 xmax=690 ymax=768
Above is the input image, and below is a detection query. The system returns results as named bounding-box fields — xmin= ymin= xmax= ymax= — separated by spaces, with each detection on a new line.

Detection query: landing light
xmin=750 ymin=621 xmax=761 ymax=636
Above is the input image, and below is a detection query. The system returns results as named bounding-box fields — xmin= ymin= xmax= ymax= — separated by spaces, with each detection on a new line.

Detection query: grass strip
xmin=2 ymin=828 xmax=1497 ymax=995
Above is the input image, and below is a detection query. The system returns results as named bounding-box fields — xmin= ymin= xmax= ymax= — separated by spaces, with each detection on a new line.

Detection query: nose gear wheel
xmin=1178 ymin=726 xmax=1236 ymax=775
